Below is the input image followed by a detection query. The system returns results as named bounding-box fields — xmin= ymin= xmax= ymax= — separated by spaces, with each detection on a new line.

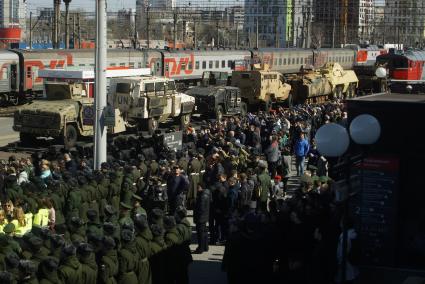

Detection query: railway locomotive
xmin=0 ymin=45 xmax=385 ymax=106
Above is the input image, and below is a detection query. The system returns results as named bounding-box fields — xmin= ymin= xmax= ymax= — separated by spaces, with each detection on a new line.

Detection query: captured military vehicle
xmin=186 ymin=86 xmax=246 ymax=120
xmin=286 ymin=62 xmax=359 ymax=104
xmin=110 ymin=76 xmax=195 ymax=134
xmin=231 ymin=64 xmax=292 ymax=110
xmin=13 ymin=69 xmax=194 ymax=148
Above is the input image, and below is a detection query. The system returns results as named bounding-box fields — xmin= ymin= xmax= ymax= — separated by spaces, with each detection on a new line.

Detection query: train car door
xmin=10 ymin=64 xmax=17 ymax=91
xmin=25 ymin=65 xmax=34 ymax=90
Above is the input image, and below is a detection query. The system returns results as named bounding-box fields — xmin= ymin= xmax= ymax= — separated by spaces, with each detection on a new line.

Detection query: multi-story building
xmin=0 ymin=0 xmax=26 ymax=42
xmin=313 ymin=0 xmax=374 ymax=47
xmin=291 ymin=0 xmax=313 ymax=47
xmin=384 ymin=0 xmax=425 ymax=47
xmin=243 ymin=0 xmax=290 ymax=48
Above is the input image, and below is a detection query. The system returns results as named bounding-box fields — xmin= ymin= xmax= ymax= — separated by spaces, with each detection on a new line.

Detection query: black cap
xmin=163 ymin=216 xmax=176 ymax=231
xmin=87 ymin=209 xmax=98 ymax=221
xmin=50 ymin=234 xmax=66 ymax=248
xmin=150 ymin=224 xmax=164 ymax=237
xmin=19 ymin=260 xmax=37 ymax=275
xmin=62 ymin=244 xmax=77 ymax=256
xmin=78 ymin=243 xmax=94 ymax=255
xmin=134 ymin=214 xmax=148 ymax=231
xmin=5 ymin=252 xmax=20 ymax=268
xmin=28 ymin=237 xmax=43 ymax=251
xmin=103 ymin=236 xmax=116 ymax=249
xmin=120 ymin=202 xmax=132 ymax=210
xmin=121 ymin=229 xmax=134 ymax=242
xmin=103 ymin=222 xmax=116 ymax=235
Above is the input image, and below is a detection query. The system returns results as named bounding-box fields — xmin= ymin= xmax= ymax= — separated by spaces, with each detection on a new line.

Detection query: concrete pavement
xmin=0 ymin=117 xmax=19 ymax=147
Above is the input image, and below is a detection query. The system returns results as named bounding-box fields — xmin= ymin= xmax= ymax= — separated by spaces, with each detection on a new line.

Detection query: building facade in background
xmin=0 ymin=0 xmax=26 ymax=43
xmin=384 ymin=0 xmax=425 ymax=47
xmin=313 ymin=0 xmax=374 ymax=47
xmin=291 ymin=0 xmax=312 ymax=47
xmin=243 ymin=0 xmax=290 ymax=48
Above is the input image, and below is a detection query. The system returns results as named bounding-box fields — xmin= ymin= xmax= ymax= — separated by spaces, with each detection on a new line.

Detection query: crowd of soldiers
xmin=0 ymin=100 xmax=356 ymax=284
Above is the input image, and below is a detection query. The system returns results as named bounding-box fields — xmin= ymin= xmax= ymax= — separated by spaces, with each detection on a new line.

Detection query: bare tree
xmin=310 ymin=24 xmax=325 ymax=48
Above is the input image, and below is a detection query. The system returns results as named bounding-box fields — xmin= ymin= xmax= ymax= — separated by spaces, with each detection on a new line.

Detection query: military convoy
xmin=13 ymin=69 xmax=195 ymax=148
xmin=285 ymin=62 xmax=359 ymax=105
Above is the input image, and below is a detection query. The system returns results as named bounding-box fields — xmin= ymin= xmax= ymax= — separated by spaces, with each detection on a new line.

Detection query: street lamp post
xmin=315 ymin=114 xmax=381 ymax=283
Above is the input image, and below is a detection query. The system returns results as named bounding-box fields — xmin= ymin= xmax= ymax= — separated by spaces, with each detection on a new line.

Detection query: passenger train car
xmin=0 ymin=46 xmax=383 ymax=105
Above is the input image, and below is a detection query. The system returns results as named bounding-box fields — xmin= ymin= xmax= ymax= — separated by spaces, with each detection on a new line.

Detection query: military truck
xmin=110 ymin=76 xmax=194 ymax=134
xmin=13 ymin=69 xmax=194 ymax=148
xmin=231 ymin=64 xmax=292 ymax=110
xmin=186 ymin=86 xmax=246 ymax=120
xmin=286 ymin=62 xmax=359 ymax=104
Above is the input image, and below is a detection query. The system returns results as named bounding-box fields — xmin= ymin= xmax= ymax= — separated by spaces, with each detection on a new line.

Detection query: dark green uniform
xmin=135 ymin=229 xmax=153 ymax=284
xmin=108 ymin=180 xmax=121 ymax=213
xmin=67 ymin=187 xmax=82 ymax=220
xmin=98 ymin=249 xmax=119 ymax=284
xmin=149 ymin=161 xmax=159 ymax=176
xmin=58 ymin=255 xmax=83 ymax=284
xmin=118 ymin=241 xmax=139 ymax=284
xmin=188 ymin=157 xmax=202 ymax=205
xmin=79 ymin=252 xmax=98 ymax=284
xmin=257 ymin=170 xmax=272 ymax=212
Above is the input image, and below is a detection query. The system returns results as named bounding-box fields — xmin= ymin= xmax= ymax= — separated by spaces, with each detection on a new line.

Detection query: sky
xmin=27 ymin=0 xmax=385 ymax=13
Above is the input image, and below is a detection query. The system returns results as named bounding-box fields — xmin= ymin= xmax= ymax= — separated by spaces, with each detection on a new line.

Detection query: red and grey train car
xmin=0 ymin=46 xmax=384 ymax=106
xmin=377 ymin=50 xmax=425 ymax=93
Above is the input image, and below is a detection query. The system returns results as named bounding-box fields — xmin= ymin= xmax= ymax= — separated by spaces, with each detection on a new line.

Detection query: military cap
xmin=104 ymin=205 xmax=116 ymax=216
xmin=40 ymin=257 xmax=59 ymax=271
xmin=120 ymin=202 xmax=132 ymax=210
xmin=87 ymin=233 xmax=103 ymax=244
xmin=101 ymin=162 xmax=110 ymax=170
xmin=78 ymin=243 xmax=94 ymax=255
xmin=77 ymin=175 xmax=87 ymax=185
xmin=50 ymin=234 xmax=66 ymax=247
xmin=132 ymin=193 xmax=143 ymax=201
xmin=19 ymin=260 xmax=37 ymax=275
xmin=150 ymin=224 xmax=164 ymax=237
xmin=163 ymin=216 xmax=176 ymax=231
xmin=62 ymin=244 xmax=77 ymax=256
xmin=5 ymin=252 xmax=20 ymax=268
xmin=122 ymin=222 xmax=134 ymax=232
xmin=28 ymin=237 xmax=43 ymax=251
xmin=0 ymin=271 xmax=15 ymax=283
xmin=87 ymin=209 xmax=98 ymax=221
xmin=319 ymin=176 xmax=329 ymax=183
xmin=40 ymin=227 xmax=52 ymax=239
xmin=150 ymin=208 xmax=164 ymax=221
xmin=197 ymin=148 xmax=205 ymax=156
xmin=258 ymin=160 xmax=268 ymax=169
xmin=103 ymin=236 xmax=116 ymax=249
xmin=70 ymin=216 xmax=84 ymax=227
xmin=134 ymin=214 xmax=148 ymax=231
xmin=3 ymin=223 xmax=15 ymax=234
xmin=312 ymin=175 xmax=320 ymax=182
xmin=121 ymin=229 xmax=134 ymax=242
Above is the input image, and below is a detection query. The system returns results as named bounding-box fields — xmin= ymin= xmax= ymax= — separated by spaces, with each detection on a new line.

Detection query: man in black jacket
xmin=193 ymin=184 xmax=210 ymax=254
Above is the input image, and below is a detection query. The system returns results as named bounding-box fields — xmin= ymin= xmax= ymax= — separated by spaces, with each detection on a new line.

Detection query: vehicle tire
xmin=332 ymin=86 xmax=343 ymax=100
xmin=215 ymin=105 xmax=223 ymax=121
xmin=63 ymin=124 xmax=78 ymax=149
xmin=146 ymin=118 xmax=159 ymax=135
xmin=180 ymin=114 xmax=191 ymax=129
xmin=20 ymin=132 xmax=37 ymax=146
xmin=0 ymin=94 xmax=9 ymax=106
xmin=240 ymin=102 xmax=247 ymax=117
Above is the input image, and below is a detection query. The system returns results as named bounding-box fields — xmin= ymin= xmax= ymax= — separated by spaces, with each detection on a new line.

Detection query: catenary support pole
xmin=29 ymin=12 xmax=32 ymax=49
xmin=94 ymin=0 xmax=107 ymax=170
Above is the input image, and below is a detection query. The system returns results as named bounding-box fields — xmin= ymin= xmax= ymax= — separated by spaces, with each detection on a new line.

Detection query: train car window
xmin=296 ymin=58 xmax=299 ymax=64
xmin=292 ymin=58 xmax=295 ymax=65
xmin=228 ymin=60 xmax=233 ymax=68
xmin=110 ymin=63 xmax=116 ymax=67
xmin=279 ymin=58 xmax=283 ymax=65
xmin=181 ymin=62 xmax=186 ymax=71
xmin=209 ymin=61 xmax=213 ymax=69
xmin=203 ymin=61 xmax=206 ymax=69
xmin=215 ymin=61 xmax=219 ymax=68
xmin=283 ymin=58 xmax=287 ymax=65
xmin=188 ymin=61 xmax=193 ymax=70
xmin=116 ymin=83 xmax=131 ymax=93
xmin=222 ymin=60 xmax=226 ymax=68
xmin=2 ymin=68 xmax=7 ymax=79
xmin=155 ymin=82 xmax=165 ymax=92
xmin=120 ymin=63 xmax=125 ymax=67
xmin=274 ymin=58 xmax=277 ymax=65
xmin=79 ymin=64 xmax=85 ymax=67
xmin=301 ymin=58 xmax=303 ymax=64
xmin=129 ymin=62 xmax=135 ymax=68
xmin=138 ymin=62 xmax=143 ymax=68
xmin=196 ymin=61 xmax=200 ymax=69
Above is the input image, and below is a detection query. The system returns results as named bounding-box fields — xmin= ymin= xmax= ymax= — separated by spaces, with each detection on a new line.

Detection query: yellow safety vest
xmin=12 ymin=214 xmax=32 ymax=237
xmin=0 ymin=220 xmax=8 ymax=234
xmin=33 ymin=208 xmax=49 ymax=228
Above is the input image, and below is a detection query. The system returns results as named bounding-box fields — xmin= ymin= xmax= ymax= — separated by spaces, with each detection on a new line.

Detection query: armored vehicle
xmin=286 ymin=62 xmax=359 ymax=104
xmin=231 ymin=64 xmax=292 ymax=110
xmin=186 ymin=86 xmax=246 ymax=120
xmin=110 ymin=76 xmax=195 ymax=134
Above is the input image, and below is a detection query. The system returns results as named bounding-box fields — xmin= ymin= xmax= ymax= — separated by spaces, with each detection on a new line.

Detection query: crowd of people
xmin=0 ymin=100 xmax=359 ymax=284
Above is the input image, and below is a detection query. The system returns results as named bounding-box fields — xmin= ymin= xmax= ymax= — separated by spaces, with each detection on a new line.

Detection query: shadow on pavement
xmin=189 ymin=259 xmax=227 ymax=284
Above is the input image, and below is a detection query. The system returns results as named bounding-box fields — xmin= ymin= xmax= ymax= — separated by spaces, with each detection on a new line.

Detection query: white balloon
xmin=350 ymin=114 xmax=381 ymax=145
xmin=315 ymin=123 xmax=350 ymax=157
xmin=375 ymin=67 xmax=387 ymax=78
